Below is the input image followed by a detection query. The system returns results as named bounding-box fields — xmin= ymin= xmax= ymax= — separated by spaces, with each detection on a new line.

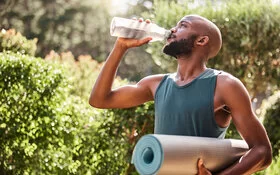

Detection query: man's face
xmin=162 ymin=17 xmax=198 ymax=59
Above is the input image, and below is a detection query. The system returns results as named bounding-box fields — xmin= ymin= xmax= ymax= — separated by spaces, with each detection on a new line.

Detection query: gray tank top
xmin=154 ymin=68 xmax=228 ymax=139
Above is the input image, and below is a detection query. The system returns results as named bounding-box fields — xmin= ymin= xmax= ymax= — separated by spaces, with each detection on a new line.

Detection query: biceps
xmin=224 ymin=84 xmax=268 ymax=146
xmin=220 ymin=76 xmax=253 ymax=120
xmin=108 ymin=85 xmax=153 ymax=108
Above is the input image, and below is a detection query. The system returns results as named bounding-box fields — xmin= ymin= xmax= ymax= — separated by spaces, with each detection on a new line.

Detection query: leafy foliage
xmin=262 ymin=91 xmax=280 ymax=157
xmin=0 ymin=29 xmax=37 ymax=56
xmin=106 ymin=102 xmax=155 ymax=174
xmin=0 ymin=51 xmax=96 ymax=174
xmin=0 ymin=49 xmax=149 ymax=174
xmin=264 ymin=153 xmax=280 ymax=175
xmin=44 ymin=50 xmax=129 ymax=101
xmin=0 ymin=0 xmax=113 ymax=60
xmin=255 ymin=152 xmax=280 ymax=175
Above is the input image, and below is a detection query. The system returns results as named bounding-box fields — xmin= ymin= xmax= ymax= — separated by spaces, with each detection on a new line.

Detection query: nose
xmin=170 ymin=27 xmax=177 ymax=33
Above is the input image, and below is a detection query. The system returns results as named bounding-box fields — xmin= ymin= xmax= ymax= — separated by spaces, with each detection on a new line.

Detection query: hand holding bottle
xmin=114 ymin=18 xmax=153 ymax=50
xmin=116 ymin=36 xmax=152 ymax=50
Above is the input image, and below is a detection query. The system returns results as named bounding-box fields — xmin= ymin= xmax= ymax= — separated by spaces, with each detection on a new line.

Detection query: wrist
xmin=114 ymin=39 xmax=129 ymax=51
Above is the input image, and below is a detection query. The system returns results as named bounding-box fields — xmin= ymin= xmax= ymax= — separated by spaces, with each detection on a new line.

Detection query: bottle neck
xmin=164 ymin=30 xmax=171 ymax=39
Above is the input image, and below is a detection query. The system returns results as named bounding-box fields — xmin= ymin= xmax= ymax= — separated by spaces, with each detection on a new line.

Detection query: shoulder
xmin=216 ymin=71 xmax=244 ymax=88
xmin=137 ymin=74 xmax=168 ymax=96
xmin=138 ymin=74 xmax=167 ymax=85
xmin=216 ymin=71 xmax=251 ymax=103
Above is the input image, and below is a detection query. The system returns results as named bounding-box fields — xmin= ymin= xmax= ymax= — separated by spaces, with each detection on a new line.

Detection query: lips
xmin=167 ymin=33 xmax=176 ymax=42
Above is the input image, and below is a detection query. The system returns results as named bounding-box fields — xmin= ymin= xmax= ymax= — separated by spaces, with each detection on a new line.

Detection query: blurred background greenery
xmin=0 ymin=0 xmax=280 ymax=174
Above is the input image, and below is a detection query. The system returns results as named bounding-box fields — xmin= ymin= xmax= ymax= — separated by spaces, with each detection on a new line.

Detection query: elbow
xmin=88 ymin=98 xmax=96 ymax=108
xmin=88 ymin=95 xmax=101 ymax=108
xmin=263 ymin=147 xmax=273 ymax=169
xmin=88 ymin=97 xmax=95 ymax=107
xmin=88 ymin=95 xmax=109 ymax=109
xmin=89 ymin=98 xmax=103 ymax=109
xmin=89 ymin=91 xmax=101 ymax=108
xmin=257 ymin=144 xmax=273 ymax=169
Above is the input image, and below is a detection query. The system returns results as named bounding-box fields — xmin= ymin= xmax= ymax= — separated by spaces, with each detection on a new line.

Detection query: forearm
xmin=216 ymin=146 xmax=272 ymax=175
xmin=89 ymin=42 xmax=127 ymax=106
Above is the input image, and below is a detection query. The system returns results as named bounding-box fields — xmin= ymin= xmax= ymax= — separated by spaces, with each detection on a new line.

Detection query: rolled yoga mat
xmin=132 ymin=134 xmax=249 ymax=175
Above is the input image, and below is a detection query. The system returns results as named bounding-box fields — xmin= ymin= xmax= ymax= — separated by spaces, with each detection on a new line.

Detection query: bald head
xmin=181 ymin=15 xmax=222 ymax=59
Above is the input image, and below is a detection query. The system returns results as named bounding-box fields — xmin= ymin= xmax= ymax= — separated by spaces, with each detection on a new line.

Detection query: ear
xmin=196 ymin=36 xmax=209 ymax=46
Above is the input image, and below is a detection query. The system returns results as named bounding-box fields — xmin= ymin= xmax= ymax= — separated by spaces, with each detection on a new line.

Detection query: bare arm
xmin=88 ymin=36 xmax=156 ymax=109
xmin=216 ymin=74 xmax=272 ymax=175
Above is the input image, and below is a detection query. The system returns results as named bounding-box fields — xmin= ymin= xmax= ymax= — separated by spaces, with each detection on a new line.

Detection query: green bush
xmin=265 ymin=154 xmax=280 ymax=175
xmin=44 ymin=50 xmax=129 ymax=101
xmin=253 ymin=91 xmax=280 ymax=175
xmin=0 ymin=50 xmax=151 ymax=174
xmin=0 ymin=29 xmax=37 ymax=56
xmin=254 ymin=153 xmax=280 ymax=175
xmin=261 ymin=91 xmax=280 ymax=157
xmin=105 ymin=102 xmax=155 ymax=174
xmin=0 ymin=51 xmax=96 ymax=174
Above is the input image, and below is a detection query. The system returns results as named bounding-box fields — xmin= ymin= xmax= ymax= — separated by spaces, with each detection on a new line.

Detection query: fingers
xmin=197 ymin=158 xmax=212 ymax=175
xmin=145 ymin=19 xmax=151 ymax=23
xmin=131 ymin=37 xmax=152 ymax=47
xmin=198 ymin=158 xmax=204 ymax=169
xmin=116 ymin=37 xmax=152 ymax=50
xmin=116 ymin=17 xmax=153 ymax=48
xmin=132 ymin=17 xmax=151 ymax=24
xmin=198 ymin=158 xmax=203 ymax=165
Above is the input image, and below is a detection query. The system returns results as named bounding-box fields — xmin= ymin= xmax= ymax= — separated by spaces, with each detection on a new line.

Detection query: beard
xmin=163 ymin=35 xmax=197 ymax=59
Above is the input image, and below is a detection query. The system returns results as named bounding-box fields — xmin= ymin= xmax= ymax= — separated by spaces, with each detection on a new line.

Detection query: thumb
xmin=198 ymin=158 xmax=206 ymax=171
xmin=197 ymin=158 xmax=212 ymax=175
xmin=198 ymin=158 xmax=203 ymax=167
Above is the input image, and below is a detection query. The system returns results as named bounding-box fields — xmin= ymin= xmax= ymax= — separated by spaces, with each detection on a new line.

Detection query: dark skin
xmin=89 ymin=15 xmax=272 ymax=174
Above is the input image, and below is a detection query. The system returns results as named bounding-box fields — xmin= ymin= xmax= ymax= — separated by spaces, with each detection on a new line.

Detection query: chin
xmin=162 ymin=46 xmax=177 ymax=58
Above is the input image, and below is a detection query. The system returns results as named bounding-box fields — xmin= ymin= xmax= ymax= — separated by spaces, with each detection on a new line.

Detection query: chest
xmin=155 ymin=79 xmax=215 ymax=116
xmin=153 ymin=75 xmax=225 ymax=113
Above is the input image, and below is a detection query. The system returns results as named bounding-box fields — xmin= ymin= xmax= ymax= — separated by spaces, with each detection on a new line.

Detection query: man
xmin=89 ymin=15 xmax=272 ymax=174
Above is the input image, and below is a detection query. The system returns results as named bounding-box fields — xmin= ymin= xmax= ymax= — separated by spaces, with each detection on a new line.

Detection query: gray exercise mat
xmin=132 ymin=134 xmax=249 ymax=175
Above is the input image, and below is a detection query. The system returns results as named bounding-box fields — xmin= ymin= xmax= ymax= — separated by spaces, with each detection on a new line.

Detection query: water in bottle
xmin=110 ymin=17 xmax=171 ymax=42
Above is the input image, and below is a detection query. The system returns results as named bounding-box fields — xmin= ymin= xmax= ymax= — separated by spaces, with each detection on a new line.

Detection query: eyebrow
xmin=177 ymin=20 xmax=191 ymax=26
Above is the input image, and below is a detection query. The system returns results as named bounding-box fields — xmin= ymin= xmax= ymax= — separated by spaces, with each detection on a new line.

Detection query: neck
xmin=175 ymin=55 xmax=207 ymax=82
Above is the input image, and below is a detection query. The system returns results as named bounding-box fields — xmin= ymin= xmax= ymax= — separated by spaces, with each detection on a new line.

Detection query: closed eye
xmin=179 ymin=21 xmax=188 ymax=28
xmin=180 ymin=24 xmax=186 ymax=27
